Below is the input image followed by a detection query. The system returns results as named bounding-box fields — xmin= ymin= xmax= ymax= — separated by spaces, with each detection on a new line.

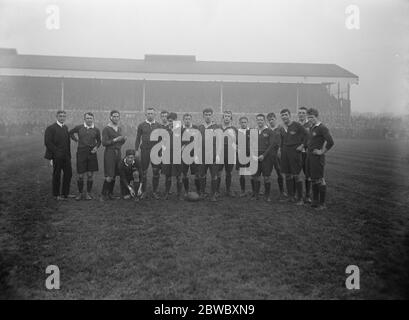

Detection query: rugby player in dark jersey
xmin=236 ymin=116 xmax=251 ymax=197
xmin=69 ymin=112 xmax=101 ymax=200
xmin=279 ymin=108 xmax=308 ymax=205
xmin=100 ymin=110 xmax=127 ymax=201
xmin=306 ymin=108 xmax=334 ymax=210
xmin=216 ymin=110 xmax=238 ymax=197
xmin=298 ymin=106 xmax=313 ymax=203
xmin=135 ymin=107 xmax=163 ymax=199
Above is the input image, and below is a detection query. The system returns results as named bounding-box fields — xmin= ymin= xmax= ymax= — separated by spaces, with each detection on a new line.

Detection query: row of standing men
xmin=44 ymin=106 xmax=334 ymax=209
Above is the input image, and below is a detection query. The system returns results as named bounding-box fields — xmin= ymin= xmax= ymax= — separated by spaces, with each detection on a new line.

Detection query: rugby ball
xmin=186 ymin=191 xmax=200 ymax=202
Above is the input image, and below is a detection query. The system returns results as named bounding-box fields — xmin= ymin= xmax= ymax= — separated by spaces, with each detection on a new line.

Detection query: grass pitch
xmin=0 ymin=136 xmax=408 ymax=299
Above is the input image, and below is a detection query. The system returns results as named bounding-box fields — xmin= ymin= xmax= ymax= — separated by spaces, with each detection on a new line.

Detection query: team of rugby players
xmin=44 ymin=106 xmax=334 ymax=210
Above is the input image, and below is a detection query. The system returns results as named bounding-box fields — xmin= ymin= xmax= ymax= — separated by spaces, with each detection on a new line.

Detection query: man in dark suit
xmin=44 ymin=110 xmax=73 ymax=200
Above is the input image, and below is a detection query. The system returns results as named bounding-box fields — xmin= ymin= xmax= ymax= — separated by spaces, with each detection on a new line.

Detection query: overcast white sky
xmin=0 ymin=0 xmax=408 ymax=114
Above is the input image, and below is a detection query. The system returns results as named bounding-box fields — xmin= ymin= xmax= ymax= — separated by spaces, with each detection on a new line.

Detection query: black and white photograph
xmin=0 ymin=0 xmax=408 ymax=304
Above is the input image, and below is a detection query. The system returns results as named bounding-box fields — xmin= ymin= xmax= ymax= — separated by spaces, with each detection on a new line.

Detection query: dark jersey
xmin=257 ymin=127 xmax=279 ymax=157
xmin=135 ymin=121 xmax=163 ymax=150
xmin=102 ymin=125 xmax=125 ymax=150
xmin=220 ymin=124 xmax=238 ymax=152
xmin=118 ymin=158 xmax=140 ymax=187
xmin=198 ymin=122 xmax=221 ymax=159
xmin=300 ymin=120 xmax=312 ymax=151
xmin=69 ymin=125 xmax=101 ymax=151
xmin=181 ymin=125 xmax=200 ymax=158
xmin=307 ymin=123 xmax=334 ymax=152
xmin=280 ymin=121 xmax=308 ymax=148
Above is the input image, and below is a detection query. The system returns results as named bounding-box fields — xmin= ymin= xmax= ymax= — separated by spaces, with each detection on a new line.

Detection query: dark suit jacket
xmin=44 ymin=122 xmax=71 ymax=160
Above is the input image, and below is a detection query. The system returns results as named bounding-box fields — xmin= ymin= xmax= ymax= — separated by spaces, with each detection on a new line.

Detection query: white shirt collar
xmin=56 ymin=121 xmax=64 ymax=127
xmin=258 ymin=125 xmax=268 ymax=133
xmin=203 ymin=122 xmax=214 ymax=128
xmin=123 ymin=158 xmax=135 ymax=167
xmin=146 ymin=119 xmax=156 ymax=125
xmin=183 ymin=124 xmax=193 ymax=129
xmin=313 ymin=122 xmax=322 ymax=128
xmin=84 ymin=122 xmax=95 ymax=129
xmin=107 ymin=123 xmax=119 ymax=131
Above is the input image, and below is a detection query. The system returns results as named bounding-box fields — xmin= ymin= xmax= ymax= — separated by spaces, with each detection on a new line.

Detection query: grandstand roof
xmin=0 ymin=51 xmax=358 ymax=79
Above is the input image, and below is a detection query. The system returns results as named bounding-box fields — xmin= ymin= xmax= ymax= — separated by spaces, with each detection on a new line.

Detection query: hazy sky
xmin=0 ymin=0 xmax=408 ymax=114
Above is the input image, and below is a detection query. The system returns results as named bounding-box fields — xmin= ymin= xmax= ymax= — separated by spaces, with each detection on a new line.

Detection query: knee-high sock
xmin=153 ymin=174 xmax=159 ymax=193
xmin=226 ymin=174 xmax=232 ymax=192
xmin=264 ymin=181 xmax=271 ymax=198
xmin=210 ymin=179 xmax=217 ymax=196
xmin=251 ymin=179 xmax=255 ymax=195
xmin=77 ymin=178 xmax=84 ymax=193
xmin=183 ymin=177 xmax=189 ymax=192
xmin=239 ymin=175 xmax=245 ymax=192
xmin=101 ymin=180 xmax=109 ymax=196
xmin=165 ymin=177 xmax=171 ymax=194
xmin=255 ymin=180 xmax=261 ymax=195
xmin=176 ymin=179 xmax=183 ymax=195
xmin=200 ymin=177 xmax=206 ymax=194
xmin=141 ymin=173 xmax=147 ymax=192
xmin=194 ymin=177 xmax=201 ymax=193
xmin=296 ymin=180 xmax=303 ymax=200
xmin=286 ymin=177 xmax=294 ymax=197
xmin=216 ymin=177 xmax=221 ymax=193
xmin=109 ymin=179 xmax=115 ymax=195
xmin=312 ymin=182 xmax=320 ymax=205
xmin=293 ymin=177 xmax=297 ymax=196
xmin=277 ymin=175 xmax=284 ymax=193
xmin=305 ymin=180 xmax=311 ymax=198
xmin=319 ymin=184 xmax=327 ymax=205
xmin=86 ymin=179 xmax=93 ymax=193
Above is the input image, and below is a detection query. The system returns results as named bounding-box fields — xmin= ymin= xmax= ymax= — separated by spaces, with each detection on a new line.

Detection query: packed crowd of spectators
xmin=1 ymin=107 xmax=408 ymax=140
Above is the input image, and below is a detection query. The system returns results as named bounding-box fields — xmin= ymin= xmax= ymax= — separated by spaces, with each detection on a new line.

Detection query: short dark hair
xmin=84 ymin=112 xmax=94 ymax=119
xmin=167 ymin=112 xmax=177 ymax=120
xmin=298 ymin=106 xmax=308 ymax=112
xmin=110 ymin=110 xmax=120 ymax=117
xmin=56 ymin=110 xmax=66 ymax=116
xmin=183 ymin=113 xmax=192 ymax=119
xmin=239 ymin=116 xmax=248 ymax=122
xmin=202 ymin=108 xmax=213 ymax=115
xmin=256 ymin=114 xmax=265 ymax=120
xmin=280 ymin=108 xmax=291 ymax=115
xmin=125 ymin=149 xmax=136 ymax=157
xmin=267 ymin=112 xmax=276 ymax=120
xmin=307 ymin=108 xmax=319 ymax=117
xmin=160 ymin=110 xmax=169 ymax=115
xmin=146 ymin=107 xmax=156 ymax=112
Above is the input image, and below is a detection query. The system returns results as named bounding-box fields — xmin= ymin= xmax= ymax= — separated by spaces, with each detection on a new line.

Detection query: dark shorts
xmin=271 ymin=154 xmax=282 ymax=175
xmin=281 ymin=145 xmax=302 ymax=175
xmin=76 ymin=149 xmax=98 ymax=174
xmin=162 ymin=164 xmax=182 ymax=177
xmin=141 ymin=148 xmax=161 ymax=171
xmin=198 ymin=163 xmax=219 ymax=177
xmin=217 ymin=152 xmax=235 ymax=173
xmin=306 ymin=152 xmax=325 ymax=179
xmin=104 ymin=148 xmax=121 ymax=177
xmin=253 ymin=154 xmax=273 ymax=177
xmin=182 ymin=162 xmax=198 ymax=176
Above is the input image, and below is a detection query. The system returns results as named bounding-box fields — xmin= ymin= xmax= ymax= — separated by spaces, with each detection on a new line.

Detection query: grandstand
xmin=0 ymin=48 xmax=358 ymax=132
